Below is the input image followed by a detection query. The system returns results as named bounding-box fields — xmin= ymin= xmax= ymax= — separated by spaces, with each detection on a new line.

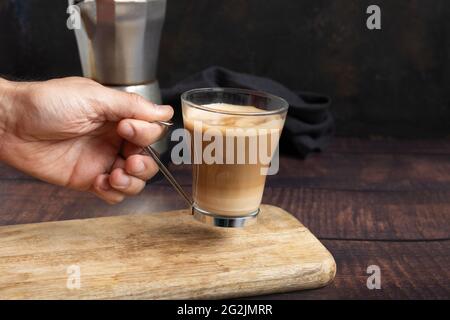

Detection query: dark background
xmin=0 ymin=0 xmax=449 ymax=138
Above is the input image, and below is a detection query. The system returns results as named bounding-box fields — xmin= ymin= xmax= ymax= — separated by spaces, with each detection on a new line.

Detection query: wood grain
xmin=0 ymin=205 xmax=336 ymax=300
xmin=0 ymin=137 xmax=449 ymax=299
xmin=256 ymin=240 xmax=450 ymax=300
xmin=272 ymin=153 xmax=450 ymax=192
xmin=1 ymin=182 xmax=449 ymax=241
xmin=4 ymin=137 xmax=450 ymax=193
xmin=262 ymin=187 xmax=450 ymax=241
xmin=146 ymin=153 xmax=450 ymax=194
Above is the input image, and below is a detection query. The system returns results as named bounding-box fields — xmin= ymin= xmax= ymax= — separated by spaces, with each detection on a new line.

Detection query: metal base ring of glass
xmin=192 ymin=206 xmax=259 ymax=228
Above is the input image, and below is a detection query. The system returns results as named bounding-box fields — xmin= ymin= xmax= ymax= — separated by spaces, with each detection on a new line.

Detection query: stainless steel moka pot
xmin=71 ymin=0 xmax=167 ymax=152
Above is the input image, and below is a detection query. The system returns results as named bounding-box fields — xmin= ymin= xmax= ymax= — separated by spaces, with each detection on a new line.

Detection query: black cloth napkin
xmin=162 ymin=66 xmax=334 ymax=158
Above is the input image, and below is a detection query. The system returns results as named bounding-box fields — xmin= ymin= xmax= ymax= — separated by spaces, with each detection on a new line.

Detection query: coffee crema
xmin=183 ymin=103 xmax=285 ymax=216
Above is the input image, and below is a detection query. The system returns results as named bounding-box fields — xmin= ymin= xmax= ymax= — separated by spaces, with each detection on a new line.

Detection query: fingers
xmin=92 ymin=151 xmax=159 ymax=204
xmin=91 ymin=174 xmax=126 ymax=204
xmin=99 ymin=87 xmax=174 ymax=123
xmin=117 ymin=119 xmax=167 ymax=147
xmin=124 ymin=154 xmax=158 ymax=180
xmin=109 ymin=168 xmax=146 ymax=196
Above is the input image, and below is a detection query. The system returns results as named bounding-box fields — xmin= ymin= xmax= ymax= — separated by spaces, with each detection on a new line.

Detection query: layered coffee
xmin=183 ymin=103 xmax=285 ymax=216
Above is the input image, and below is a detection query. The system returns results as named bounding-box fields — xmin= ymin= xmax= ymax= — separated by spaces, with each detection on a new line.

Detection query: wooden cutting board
xmin=0 ymin=204 xmax=336 ymax=299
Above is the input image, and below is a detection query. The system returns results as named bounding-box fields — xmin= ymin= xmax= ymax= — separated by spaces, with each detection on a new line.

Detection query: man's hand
xmin=0 ymin=77 xmax=173 ymax=204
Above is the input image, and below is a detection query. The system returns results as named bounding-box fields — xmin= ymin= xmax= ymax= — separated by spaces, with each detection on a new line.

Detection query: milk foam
xmin=183 ymin=103 xmax=284 ymax=132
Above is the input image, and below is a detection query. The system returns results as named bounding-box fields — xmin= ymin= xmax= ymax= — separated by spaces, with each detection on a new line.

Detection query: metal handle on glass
xmin=144 ymin=121 xmax=193 ymax=208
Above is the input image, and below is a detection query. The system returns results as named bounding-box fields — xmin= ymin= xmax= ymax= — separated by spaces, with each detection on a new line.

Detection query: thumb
xmin=98 ymin=87 xmax=173 ymax=122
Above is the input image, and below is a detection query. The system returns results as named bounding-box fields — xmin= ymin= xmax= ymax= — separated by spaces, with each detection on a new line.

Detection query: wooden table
xmin=1 ymin=137 xmax=449 ymax=299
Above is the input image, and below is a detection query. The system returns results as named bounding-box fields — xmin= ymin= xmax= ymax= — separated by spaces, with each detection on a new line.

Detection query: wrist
xmin=0 ymin=78 xmax=19 ymax=160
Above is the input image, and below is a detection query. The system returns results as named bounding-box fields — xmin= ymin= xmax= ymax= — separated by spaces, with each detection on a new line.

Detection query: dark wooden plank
xmin=1 ymin=181 xmax=449 ymax=241
xmin=0 ymin=137 xmax=449 ymax=300
xmin=0 ymin=163 xmax=34 ymax=180
xmin=161 ymin=152 xmax=450 ymax=192
xmin=271 ymin=153 xmax=450 ymax=192
xmin=0 ymin=181 xmax=186 ymax=226
xmin=2 ymin=148 xmax=450 ymax=193
xmin=253 ymin=240 xmax=450 ymax=300
xmin=263 ymin=187 xmax=450 ymax=241
xmin=5 ymin=137 xmax=449 ymax=181
xmin=4 ymin=152 xmax=450 ymax=193
xmin=1 ymin=188 xmax=449 ymax=300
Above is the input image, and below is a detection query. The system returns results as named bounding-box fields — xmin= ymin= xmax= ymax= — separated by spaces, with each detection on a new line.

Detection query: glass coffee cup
xmin=180 ymin=88 xmax=288 ymax=227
